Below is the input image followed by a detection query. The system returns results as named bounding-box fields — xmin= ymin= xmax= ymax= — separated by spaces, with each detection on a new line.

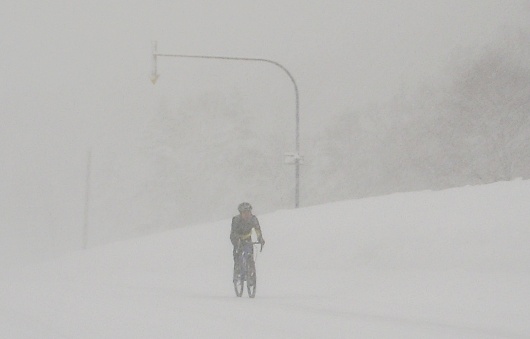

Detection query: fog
xmin=2 ymin=1 xmax=529 ymax=264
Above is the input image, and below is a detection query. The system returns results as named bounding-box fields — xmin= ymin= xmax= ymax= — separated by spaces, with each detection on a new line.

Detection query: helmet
xmin=238 ymin=202 xmax=252 ymax=213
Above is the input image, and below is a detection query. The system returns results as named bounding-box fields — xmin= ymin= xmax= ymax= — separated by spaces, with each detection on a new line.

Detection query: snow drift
xmin=1 ymin=180 xmax=529 ymax=338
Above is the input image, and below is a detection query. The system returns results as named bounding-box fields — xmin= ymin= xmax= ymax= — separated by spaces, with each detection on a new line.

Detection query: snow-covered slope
xmin=2 ymin=180 xmax=529 ymax=338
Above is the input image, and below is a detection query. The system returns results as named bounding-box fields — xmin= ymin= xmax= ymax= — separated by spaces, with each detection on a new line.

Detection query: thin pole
xmin=83 ymin=150 xmax=91 ymax=249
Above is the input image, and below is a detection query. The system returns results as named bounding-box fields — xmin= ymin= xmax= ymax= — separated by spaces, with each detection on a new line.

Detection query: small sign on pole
xmin=284 ymin=153 xmax=304 ymax=165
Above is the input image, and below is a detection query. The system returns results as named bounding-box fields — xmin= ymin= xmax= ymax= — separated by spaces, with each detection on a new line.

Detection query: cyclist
xmin=230 ymin=202 xmax=265 ymax=285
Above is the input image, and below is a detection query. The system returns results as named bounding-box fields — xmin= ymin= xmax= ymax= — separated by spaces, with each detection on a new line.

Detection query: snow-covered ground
xmin=2 ymin=180 xmax=530 ymax=338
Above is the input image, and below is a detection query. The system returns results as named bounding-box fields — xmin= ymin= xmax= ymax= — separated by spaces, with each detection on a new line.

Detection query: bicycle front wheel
xmin=234 ymin=279 xmax=244 ymax=297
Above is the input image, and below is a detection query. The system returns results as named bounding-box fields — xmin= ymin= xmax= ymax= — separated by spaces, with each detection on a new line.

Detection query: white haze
xmin=1 ymin=1 xmax=530 ymax=263
xmin=1 ymin=180 xmax=529 ymax=338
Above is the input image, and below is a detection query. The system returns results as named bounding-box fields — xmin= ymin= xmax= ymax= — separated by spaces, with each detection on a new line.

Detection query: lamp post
xmin=151 ymin=41 xmax=302 ymax=208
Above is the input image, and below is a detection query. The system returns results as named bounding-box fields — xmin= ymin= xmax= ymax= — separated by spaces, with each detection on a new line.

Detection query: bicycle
xmin=233 ymin=241 xmax=262 ymax=298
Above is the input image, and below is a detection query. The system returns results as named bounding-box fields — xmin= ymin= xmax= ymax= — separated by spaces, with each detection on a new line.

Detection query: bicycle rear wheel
xmin=233 ymin=263 xmax=244 ymax=297
xmin=246 ymin=264 xmax=256 ymax=298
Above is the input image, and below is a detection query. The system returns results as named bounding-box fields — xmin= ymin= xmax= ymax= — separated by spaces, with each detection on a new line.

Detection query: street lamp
xmin=151 ymin=41 xmax=302 ymax=208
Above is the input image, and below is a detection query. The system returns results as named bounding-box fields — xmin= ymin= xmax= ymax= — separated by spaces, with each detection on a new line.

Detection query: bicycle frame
xmin=236 ymin=242 xmax=257 ymax=277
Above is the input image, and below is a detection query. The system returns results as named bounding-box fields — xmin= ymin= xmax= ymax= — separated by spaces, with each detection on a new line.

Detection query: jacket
xmin=230 ymin=214 xmax=263 ymax=247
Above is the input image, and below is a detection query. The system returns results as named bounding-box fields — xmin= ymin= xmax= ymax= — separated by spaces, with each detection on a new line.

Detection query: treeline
xmin=145 ymin=90 xmax=292 ymax=230
xmin=306 ymin=30 xmax=530 ymax=206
